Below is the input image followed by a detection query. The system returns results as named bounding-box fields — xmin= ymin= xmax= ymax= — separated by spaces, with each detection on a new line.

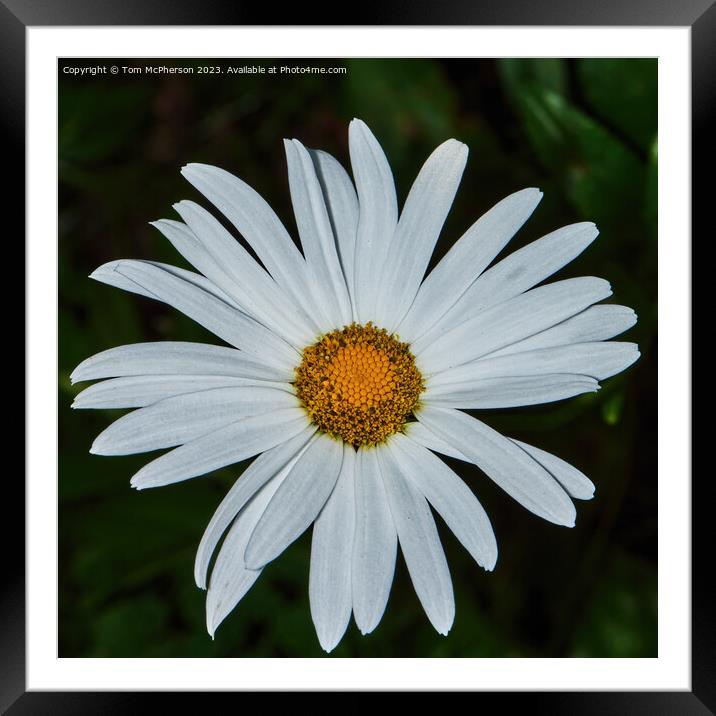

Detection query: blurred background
xmin=58 ymin=58 xmax=657 ymax=658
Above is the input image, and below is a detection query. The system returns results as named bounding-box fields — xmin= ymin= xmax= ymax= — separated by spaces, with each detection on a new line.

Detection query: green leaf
xmin=577 ymin=59 xmax=657 ymax=153
xmin=499 ymin=58 xmax=568 ymax=99
xmin=508 ymin=86 xmax=644 ymax=229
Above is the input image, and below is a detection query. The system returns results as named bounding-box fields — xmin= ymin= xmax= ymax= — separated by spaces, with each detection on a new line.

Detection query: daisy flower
xmin=71 ymin=119 xmax=639 ymax=653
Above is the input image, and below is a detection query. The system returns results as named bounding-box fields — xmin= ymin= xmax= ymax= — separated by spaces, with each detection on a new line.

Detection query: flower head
xmin=72 ymin=119 xmax=639 ymax=652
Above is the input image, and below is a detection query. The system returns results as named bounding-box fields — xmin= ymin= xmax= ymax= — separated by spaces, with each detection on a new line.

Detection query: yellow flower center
xmin=294 ymin=322 xmax=423 ymax=447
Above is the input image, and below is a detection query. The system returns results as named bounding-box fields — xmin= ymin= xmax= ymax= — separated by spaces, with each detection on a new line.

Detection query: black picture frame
xmin=7 ymin=0 xmax=704 ymax=711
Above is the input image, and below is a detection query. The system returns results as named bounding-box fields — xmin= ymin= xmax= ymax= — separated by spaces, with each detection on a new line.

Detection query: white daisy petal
xmin=420 ymin=222 xmax=600 ymax=341
xmin=429 ymin=342 xmax=639 ymax=388
xmin=161 ymin=204 xmax=317 ymax=345
xmin=284 ymin=139 xmax=352 ymax=327
xmin=90 ymin=386 xmax=299 ymax=455
xmin=415 ymin=277 xmax=613 ymax=374
xmin=180 ymin=162 xmax=325 ymax=328
xmin=417 ymin=406 xmax=576 ymax=527
xmin=378 ymin=139 xmax=469 ymax=331
xmin=90 ymin=259 xmax=163 ymax=301
xmin=129 ymin=407 xmax=309 ymax=489
xmin=405 ymin=420 xmax=470 ymax=462
xmin=72 ymin=374 xmax=289 ymax=409
xmin=244 ymin=433 xmax=344 ymax=570
xmin=406 ymin=422 xmax=595 ymax=502
xmin=309 ymin=149 xmax=359 ymax=312
xmin=91 ymin=258 xmax=243 ymax=309
xmin=205 ymin=460 xmax=295 ymax=637
xmin=70 ymin=342 xmax=291 ymax=384
xmin=388 ymin=434 xmax=497 ymax=571
xmin=205 ymin=500 xmax=266 ymax=637
xmin=196 ymin=430 xmax=314 ymax=590
xmin=488 ymin=304 xmax=638 ymax=357
xmin=511 ymin=439 xmax=595 ymax=500
xmin=423 ymin=374 xmax=599 ymax=409
xmin=94 ymin=260 xmax=299 ymax=370
xmin=349 ymin=118 xmax=399 ymax=323
xmin=397 ymin=188 xmax=543 ymax=342
xmin=352 ymin=447 xmax=398 ymax=635
xmin=149 ymin=218 xmax=242 ymax=310
xmin=309 ymin=444 xmax=356 ymax=653
xmin=378 ymin=444 xmax=455 ymax=635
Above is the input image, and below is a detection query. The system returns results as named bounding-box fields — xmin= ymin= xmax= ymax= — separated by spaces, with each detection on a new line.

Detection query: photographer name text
xmin=62 ymin=64 xmax=347 ymax=76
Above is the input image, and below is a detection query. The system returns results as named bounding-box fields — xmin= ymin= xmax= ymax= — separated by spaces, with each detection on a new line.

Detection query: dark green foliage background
xmin=58 ymin=58 xmax=657 ymax=658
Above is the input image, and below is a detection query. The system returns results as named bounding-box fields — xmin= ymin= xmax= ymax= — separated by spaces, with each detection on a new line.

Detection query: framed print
xmin=9 ymin=0 xmax=705 ymax=711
